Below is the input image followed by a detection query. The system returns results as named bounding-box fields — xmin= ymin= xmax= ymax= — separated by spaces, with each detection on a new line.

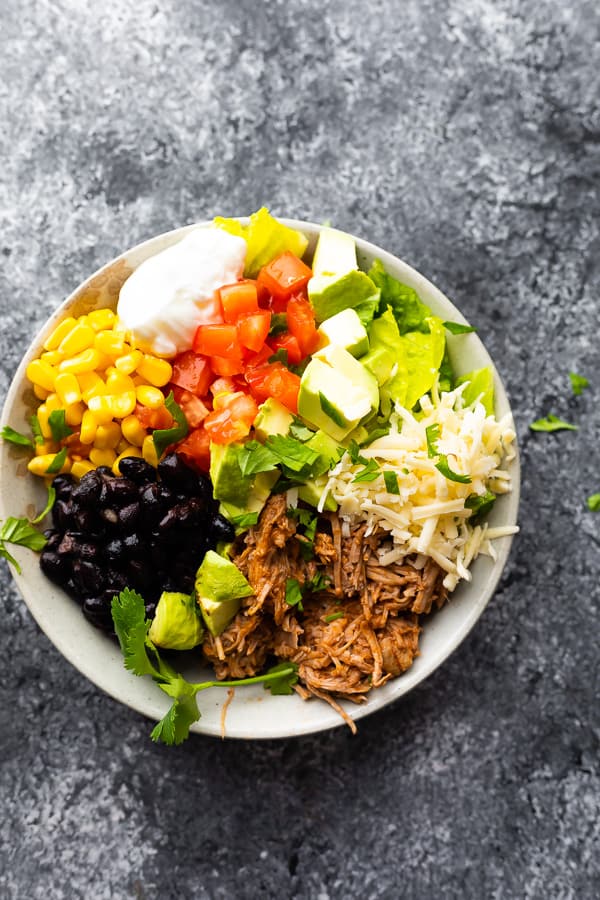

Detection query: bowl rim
xmin=0 ymin=217 xmax=520 ymax=739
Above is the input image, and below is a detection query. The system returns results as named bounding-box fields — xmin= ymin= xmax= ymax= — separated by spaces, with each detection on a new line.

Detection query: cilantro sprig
xmin=0 ymin=425 xmax=35 ymax=449
xmin=425 ymin=423 xmax=472 ymax=484
xmin=443 ymin=321 xmax=476 ymax=335
xmin=0 ymin=517 xmax=48 ymax=573
xmin=111 ymin=588 xmax=298 ymax=745
xmin=569 ymin=372 xmax=588 ymax=396
xmin=529 ymin=414 xmax=578 ymax=433
xmin=586 ymin=494 xmax=600 ymax=512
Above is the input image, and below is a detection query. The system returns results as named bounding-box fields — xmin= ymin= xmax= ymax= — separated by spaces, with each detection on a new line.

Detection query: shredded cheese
xmin=319 ymin=384 xmax=518 ymax=591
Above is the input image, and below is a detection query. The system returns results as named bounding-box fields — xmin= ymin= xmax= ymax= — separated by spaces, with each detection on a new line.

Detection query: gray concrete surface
xmin=1 ymin=1 xmax=599 ymax=898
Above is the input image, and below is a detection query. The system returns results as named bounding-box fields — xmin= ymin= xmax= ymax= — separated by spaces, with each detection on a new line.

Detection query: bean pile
xmin=40 ymin=453 xmax=235 ymax=631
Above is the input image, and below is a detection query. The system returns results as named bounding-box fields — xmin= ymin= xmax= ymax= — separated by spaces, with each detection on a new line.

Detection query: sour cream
xmin=117 ymin=226 xmax=247 ymax=357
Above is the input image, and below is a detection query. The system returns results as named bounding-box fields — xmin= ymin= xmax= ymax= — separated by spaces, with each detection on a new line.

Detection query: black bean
xmin=117 ymin=501 xmax=140 ymax=532
xmin=72 ymin=508 xmax=99 ymax=533
xmin=118 ymin=456 xmax=156 ymax=485
xmin=70 ymin=470 xmax=102 ymax=507
xmin=82 ymin=595 xmax=113 ymax=631
xmin=72 ymin=559 xmax=104 ymax=594
xmin=125 ymin=558 xmax=152 ymax=589
xmin=78 ymin=541 xmax=101 ymax=562
xmin=105 ymin=538 xmax=125 ymax=562
xmin=52 ymin=499 xmax=74 ymax=531
xmin=210 ymin=512 xmax=235 ymax=542
xmin=103 ymin=477 xmax=137 ymax=507
xmin=144 ymin=601 xmax=157 ymax=621
xmin=52 ymin=474 xmax=75 ymax=501
xmin=57 ymin=532 xmax=82 ymax=556
xmin=138 ymin=483 xmax=165 ymax=517
xmin=157 ymin=499 xmax=202 ymax=532
xmin=100 ymin=508 xmax=120 ymax=527
xmin=95 ymin=466 xmax=115 ymax=480
xmin=40 ymin=549 xmax=71 ymax=586
xmin=104 ymin=569 xmax=128 ymax=593
xmin=158 ymin=452 xmax=203 ymax=494
xmin=43 ymin=530 xmax=61 ymax=550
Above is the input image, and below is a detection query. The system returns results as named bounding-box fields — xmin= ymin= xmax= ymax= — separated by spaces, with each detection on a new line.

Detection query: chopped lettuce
xmin=456 ymin=367 xmax=494 ymax=415
xmin=368 ymin=259 xmax=432 ymax=334
xmin=214 ymin=207 xmax=308 ymax=278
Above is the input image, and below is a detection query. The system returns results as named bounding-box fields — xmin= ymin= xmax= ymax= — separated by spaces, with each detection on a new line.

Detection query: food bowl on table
xmin=0 ymin=217 xmax=520 ymax=740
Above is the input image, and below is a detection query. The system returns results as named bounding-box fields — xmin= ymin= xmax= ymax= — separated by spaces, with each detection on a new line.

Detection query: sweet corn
xmin=79 ymin=409 xmax=98 ymax=445
xmin=137 ymin=355 xmax=172 ymax=387
xmin=28 ymin=452 xmax=70 ymax=476
xmin=105 ymin=370 xmax=136 ymax=396
xmin=45 ymin=392 xmax=63 ymax=414
xmin=43 ymin=317 xmax=77 ymax=351
xmin=122 ymin=415 xmax=147 ymax=447
xmin=35 ymin=405 xmax=53 ymax=440
xmin=113 ymin=445 xmax=143 ymax=475
xmin=35 ymin=440 xmax=56 ymax=456
xmin=87 ymin=308 xmax=116 ymax=331
xmin=89 ymin=447 xmax=117 ymax=468
xmin=59 ymin=348 xmax=102 ymax=375
xmin=33 ymin=384 xmax=51 ymax=401
xmin=76 ymin=371 xmax=103 ymax=401
xmin=58 ymin=322 xmax=95 ymax=357
xmin=26 ymin=359 xmax=57 ymax=393
xmin=115 ymin=349 xmax=143 ymax=375
xmin=94 ymin=422 xmax=121 ymax=450
xmin=136 ymin=385 xmax=165 ymax=409
xmin=87 ymin=392 xmax=136 ymax=422
xmin=71 ymin=459 xmax=96 ymax=479
xmin=94 ymin=330 xmax=127 ymax=358
xmin=64 ymin=402 xmax=85 ymax=427
xmin=55 ymin=372 xmax=82 ymax=407
xmin=142 ymin=434 xmax=159 ymax=467
xmin=41 ymin=350 xmax=64 ymax=366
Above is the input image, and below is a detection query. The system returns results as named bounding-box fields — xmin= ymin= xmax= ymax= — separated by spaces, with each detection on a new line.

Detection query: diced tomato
xmin=268 ymin=332 xmax=302 ymax=365
xmin=204 ymin=392 xmax=259 ymax=445
xmin=219 ymin=280 xmax=259 ymax=323
xmin=176 ymin=426 xmax=211 ymax=472
xmin=171 ymin=350 xmax=213 ymax=397
xmin=237 ymin=310 xmax=271 ymax=351
xmin=245 ymin=362 xmax=301 ymax=414
xmin=193 ymin=324 xmax=243 ymax=359
xmin=209 ymin=376 xmax=237 ymax=396
xmin=171 ymin=386 xmax=210 ymax=428
xmin=286 ymin=295 xmax=319 ymax=356
xmin=134 ymin=403 xmax=174 ymax=430
xmin=257 ymin=252 xmax=312 ymax=310
xmin=243 ymin=343 xmax=273 ymax=369
xmin=210 ymin=355 xmax=245 ymax=376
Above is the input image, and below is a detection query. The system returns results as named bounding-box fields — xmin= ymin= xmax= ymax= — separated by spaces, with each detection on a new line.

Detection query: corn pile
xmin=26 ymin=308 xmax=173 ymax=479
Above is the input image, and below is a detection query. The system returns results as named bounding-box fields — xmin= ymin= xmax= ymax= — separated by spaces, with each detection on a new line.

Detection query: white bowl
xmin=0 ymin=220 xmax=520 ymax=739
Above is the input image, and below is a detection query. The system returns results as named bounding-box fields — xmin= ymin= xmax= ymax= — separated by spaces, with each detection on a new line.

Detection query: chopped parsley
xmin=0 ymin=425 xmax=34 ymax=448
xmin=46 ymin=446 xmax=68 ymax=474
xmin=443 ymin=321 xmax=476 ymax=335
xmin=48 ymin=409 xmax=72 ymax=443
xmin=569 ymin=372 xmax=589 ymax=396
xmin=289 ymin=416 xmax=314 ymax=442
xmin=530 ymin=414 xmax=578 ymax=433
xmin=284 ymin=577 xmax=304 ymax=612
xmin=323 ymin=611 xmax=345 ymax=623
xmin=425 ymin=422 xmax=471 ymax=483
xmin=586 ymin=493 xmax=600 ymax=512
xmin=383 ymin=470 xmax=400 ymax=494
xmin=352 ymin=458 xmax=381 ymax=483
xmin=30 ymin=415 xmax=45 ymax=446
xmin=465 ymin=490 xmax=496 ymax=521
xmin=0 ymin=516 xmax=48 ymax=573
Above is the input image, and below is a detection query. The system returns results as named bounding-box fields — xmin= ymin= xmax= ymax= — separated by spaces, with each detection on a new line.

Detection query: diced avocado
xmin=314 ymin=345 xmax=379 ymax=408
xmin=308 ymin=270 xmax=380 ymax=323
xmin=342 ymin=424 xmax=370 ymax=446
xmin=219 ymin=469 xmax=279 ymax=529
xmin=195 ymin=550 xmax=254 ymax=636
xmin=148 ymin=591 xmax=204 ymax=650
xmin=361 ymin=343 xmax=396 ymax=386
xmin=297 ymin=476 xmax=337 ymax=511
xmin=253 ymin=397 xmax=294 ymax=441
xmin=210 ymin=442 xmax=251 ymax=506
xmin=317 ymin=308 xmax=369 ymax=358
xmin=312 ymin=227 xmax=358 ymax=277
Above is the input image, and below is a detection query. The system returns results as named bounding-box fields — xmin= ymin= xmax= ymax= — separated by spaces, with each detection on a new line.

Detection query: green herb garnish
xmin=569 ymin=372 xmax=589 ymax=396
xmin=30 ymin=415 xmax=45 ymax=446
xmin=268 ymin=348 xmax=289 ymax=367
xmin=289 ymin=417 xmax=314 ymax=442
xmin=31 ymin=485 xmax=57 ymax=524
xmin=530 ymin=414 xmax=578 ymax=433
xmin=46 ymin=446 xmax=68 ymax=474
xmin=152 ymin=392 xmax=189 ymax=458
xmin=383 ymin=470 xmax=400 ymax=494
xmin=465 ymin=490 xmax=496 ymax=521
xmin=586 ymin=494 xmax=600 ymax=512
xmin=0 ymin=516 xmax=48 ymax=573
xmin=353 ymin=458 xmax=381 ymax=483
xmin=48 ymin=409 xmax=72 ymax=443
xmin=323 ymin=611 xmax=345 ymax=623
xmin=284 ymin=577 xmax=304 ymax=612
xmin=229 ymin=511 xmax=260 ymax=528
xmin=0 ymin=425 xmax=34 ymax=448
xmin=268 ymin=313 xmax=288 ymax=337
xmin=443 ymin=321 xmax=476 ymax=335
xmin=425 ymin=422 xmax=471 ymax=483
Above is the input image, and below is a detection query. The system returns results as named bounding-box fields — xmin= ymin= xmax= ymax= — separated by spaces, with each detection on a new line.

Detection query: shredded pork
xmin=202 ymin=495 xmax=447 ymax=727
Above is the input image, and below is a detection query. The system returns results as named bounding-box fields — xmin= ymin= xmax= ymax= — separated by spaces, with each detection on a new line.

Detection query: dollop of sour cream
xmin=117 ymin=226 xmax=247 ymax=357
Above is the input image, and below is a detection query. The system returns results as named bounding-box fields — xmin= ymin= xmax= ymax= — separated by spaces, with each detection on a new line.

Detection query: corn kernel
xmin=137 ymin=355 xmax=173 ymax=387
xmin=79 ymin=409 xmax=98 ymax=445
xmin=71 ymin=459 xmax=96 ymax=479
xmin=115 ymin=350 xmax=143 ymax=375
xmin=26 ymin=359 xmax=57 ymax=392
xmin=43 ymin=317 xmax=77 ymax=351
xmin=136 ymin=385 xmax=165 ymax=409
xmin=35 ymin=440 xmax=56 ymax=456
xmin=77 ymin=372 xmax=105 ymax=402
xmin=33 ymin=384 xmax=51 ymax=401
xmin=41 ymin=350 xmax=64 ymax=366
xmin=55 ymin=372 xmax=82 ymax=407
xmin=59 ymin=348 xmax=102 ymax=375
xmin=94 ymin=330 xmax=127 ymax=358
xmin=105 ymin=370 xmax=136 ymax=396
xmin=87 ymin=308 xmax=116 ymax=331
xmin=45 ymin=393 xmax=62 ymax=414
xmin=64 ymin=402 xmax=85 ymax=427
xmin=142 ymin=434 xmax=159 ymax=468
xmin=35 ymin=404 xmax=52 ymax=440
xmin=58 ymin=322 xmax=95 ymax=357
xmin=113 ymin=445 xmax=143 ymax=475
xmin=94 ymin=422 xmax=121 ymax=450
xmin=89 ymin=447 xmax=117 ymax=468
xmin=121 ymin=415 xmax=147 ymax=447
xmin=28 ymin=452 xmax=70 ymax=477
xmin=87 ymin=392 xmax=136 ymax=422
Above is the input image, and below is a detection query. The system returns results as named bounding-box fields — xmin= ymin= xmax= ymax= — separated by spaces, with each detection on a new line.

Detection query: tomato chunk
xmin=210 ymin=356 xmax=245 ymax=376
xmin=171 ymin=351 xmax=213 ymax=397
xmin=269 ymin=332 xmax=302 ymax=365
xmin=237 ymin=310 xmax=271 ymax=352
xmin=245 ymin=362 xmax=300 ymax=414
xmin=204 ymin=392 xmax=259 ymax=445
xmin=257 ymin=252 xmax=312 ymax=309
xmin=134 ymin=403 xmax=173 ymax=431
xmin=193 ymin=324 xmax=242 ymax=359
xmin=219 ymin=280 xmax=259 ymax=323
xmin=286 ymin=295 xmax=319 ymax=356
xmin=171 ymin=386 xmax=209 ymax=428
xmin=176 ymin=426 xmax=211 ymax=472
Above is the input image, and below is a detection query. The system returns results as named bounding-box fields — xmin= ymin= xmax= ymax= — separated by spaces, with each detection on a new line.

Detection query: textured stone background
xmin=1 ymin=1 xmax=599 ymax=898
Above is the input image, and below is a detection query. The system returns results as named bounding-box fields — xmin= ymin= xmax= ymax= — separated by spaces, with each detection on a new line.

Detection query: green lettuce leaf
xmin=457 ymin=367 xmax=495 ymax=415
xmin=368 ymin=259 xmax=432 ymax=333
xmin=214 ymin=207 xmax=308 ymax=278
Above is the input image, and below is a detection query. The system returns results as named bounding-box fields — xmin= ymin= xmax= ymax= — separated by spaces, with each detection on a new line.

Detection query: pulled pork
xmin=202 ymin=495 xmax=447 ymax=728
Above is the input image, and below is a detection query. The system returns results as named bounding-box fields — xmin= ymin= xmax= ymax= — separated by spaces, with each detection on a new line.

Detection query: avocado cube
xmin=311 ymin=227 xmax=358 ymax=277
xmin=308 ymin=270 xmax=380 ymax=323
xmin=253 ymin=397 xmax=294 ymax=442
xmin=148 ymin=591 xmax=204 ymax=650
xmin=317 ymin=308 xmax=369 ymax=358
xmin=195 ymin=551 xmax=254 ymax=637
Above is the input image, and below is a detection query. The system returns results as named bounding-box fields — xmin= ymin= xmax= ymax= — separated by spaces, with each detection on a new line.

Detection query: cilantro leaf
xmin=268 ymin=313 xmax=288 ymax=337
xmin=307 ymin=572 xmax=331 ymax=592
xmin=465 ymin=490 xmax=496 ymax=521
xmin=318 ymin=392 xmax=346 ymax=429
xmin=425 ymin=423 xmax=441 ymax=458
xmin=353 ymin=458 xmax=381 ymax=483
xmin=151 ymin=689 xmax=200 ymax=746
xmin=569 ymin=372 xmax=589 ymax=396
xmin=0 ymin=425 xmax=34 ymax=448
xmin=285 ymin=577 xmax=304 ymax=611
xmin=30 ymin=415 xmax=45 ymax=445
xmin=152 ymin=392 xmax=189 ymax=459
xmin=31 ymin=485 xmax=56 ymax=524
xmin=238 ymin=441 xmax=279 ymax=477
xmin=46 ymin=446 xmax=68 ymax=474
xmin=443 ymin=321 xmax=476 ymax=335
xmin=435 ymin=458 xmax=472 ymax=484
xmin=0 ymin=517 xmax=48 ymax=551
xmin=384 ymin=470 xmax=400 ymax=494
xmin=424 ymin=422 xmax=471 ymax=483
xmin=229 ymin=511 xmax=260 ymax=528
xmin=48 ymin=409 xmax=72 ymax=443
xmin=347 ymin=440 xmax=368 ymax=466
xmin=0 ymin=543 xmax=20 ymax=571
xmin=111 ymin=588 xmax=159 ymax=678
xmin=265 ymin=434 xmax=320 ymax=474
xmin=530 ymin=414 xmax=578 ymax=433
xmin=586 ymin=493 xmax=600 ymax=512
xmin=262 ymin=661 xmax=299 ymax=695
xmin=323 ymin=611 xmax=345 ymax=623
xmin=289 ymin=416 xmax=314 ymax=442
xmin=268 ymin=348 xmax=289 ymax=367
